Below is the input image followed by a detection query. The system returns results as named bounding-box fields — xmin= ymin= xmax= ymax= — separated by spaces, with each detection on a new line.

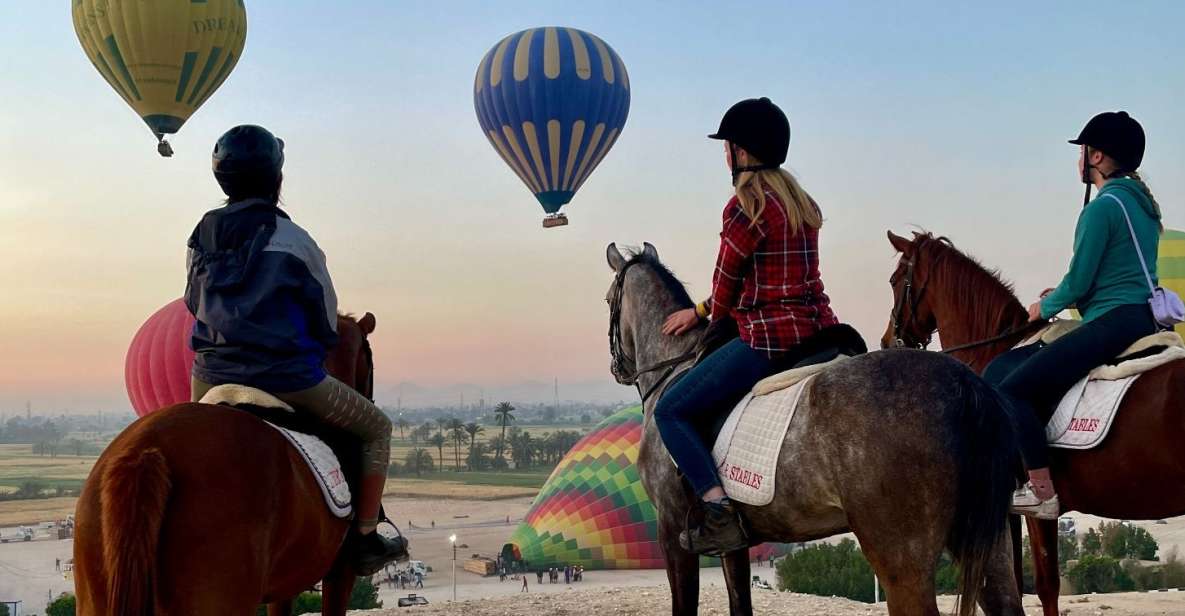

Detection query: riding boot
xmin=679 ymin=498 xmax=749 ymax=556
xmin=351 ymin=474 xmax=410 ymax=575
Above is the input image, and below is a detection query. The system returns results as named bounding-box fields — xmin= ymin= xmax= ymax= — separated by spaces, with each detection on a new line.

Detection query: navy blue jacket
xmin=185 ymin=198 xmax=339 ymax=392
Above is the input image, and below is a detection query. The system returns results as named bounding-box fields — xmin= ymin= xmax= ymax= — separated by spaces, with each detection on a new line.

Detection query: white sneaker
xmin=1010 ymin=483 xmax=1060 ymax=520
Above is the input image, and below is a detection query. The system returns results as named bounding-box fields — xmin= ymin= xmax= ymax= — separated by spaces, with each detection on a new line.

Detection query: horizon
xmin=3 ymin=2 xmax=1185 ymax=414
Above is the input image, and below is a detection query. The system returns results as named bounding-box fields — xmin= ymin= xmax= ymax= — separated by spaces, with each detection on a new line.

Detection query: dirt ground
xmin=360 ymin=583 xmax=1185 ymax=616
xmin=4 ymin=495 xmax=1185 ymax=614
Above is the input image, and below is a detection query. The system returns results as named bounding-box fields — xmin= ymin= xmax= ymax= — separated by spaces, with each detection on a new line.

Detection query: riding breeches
xmin=654 ymin=338 xmax=799 ymax=498
xmin=984 ymin=303 xmax=1158 ymax=470
xmin=191 ymin=375 xmax=392 ymax=476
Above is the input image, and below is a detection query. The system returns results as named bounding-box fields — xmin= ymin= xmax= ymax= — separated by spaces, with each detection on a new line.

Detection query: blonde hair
xmin=733 ymin=163 xmax=820 ymax=233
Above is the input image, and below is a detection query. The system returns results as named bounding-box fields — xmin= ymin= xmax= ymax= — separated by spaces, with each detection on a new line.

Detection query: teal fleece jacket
xmin=1040 ymin=178 xmax=1161 ymax=322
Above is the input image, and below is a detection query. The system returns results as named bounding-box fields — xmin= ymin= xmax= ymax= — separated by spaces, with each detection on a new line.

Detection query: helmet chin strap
xmin=1082 ymin=145 xmax=1094 ymax=207
xmin=728 ymin=143 xmax=776 ymax=185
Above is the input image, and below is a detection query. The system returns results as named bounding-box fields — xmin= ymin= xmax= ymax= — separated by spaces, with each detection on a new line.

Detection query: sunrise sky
xmin=2 ymin=1 xmax=1183 ymax=413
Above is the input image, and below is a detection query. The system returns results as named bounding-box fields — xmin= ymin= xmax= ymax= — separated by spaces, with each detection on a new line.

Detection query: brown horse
xmin=74 ymin=313 xmax=380 ymax=616
xmin=883 ymin=231 xmax=1185 ymax=616
xmin=608 ymin=243 xmax=1023 ymax=616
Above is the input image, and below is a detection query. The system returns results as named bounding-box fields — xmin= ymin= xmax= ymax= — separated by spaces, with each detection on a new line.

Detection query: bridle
xmin=608 ymin=260 xmax=699 ymax=404
xmin=889 ymin=254 xmax=933 ymax=349
xmin=890 ymin=240 xmax=1044 ymax=354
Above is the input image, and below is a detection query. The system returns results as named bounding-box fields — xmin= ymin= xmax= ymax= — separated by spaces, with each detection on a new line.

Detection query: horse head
xmin=604 ymin=242 xmax=701 ymax=408
xmin=883 ymin=230 xmax=941 ymax=350
xmin=883 ymin=230 xmax=1029 ymax=371
xmin=328 ymin=312 xmax=376 ymax=400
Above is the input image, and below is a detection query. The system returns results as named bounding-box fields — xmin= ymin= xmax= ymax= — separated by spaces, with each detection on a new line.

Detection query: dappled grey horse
xmin=605 ymin=243 xmax=1022 ymax=616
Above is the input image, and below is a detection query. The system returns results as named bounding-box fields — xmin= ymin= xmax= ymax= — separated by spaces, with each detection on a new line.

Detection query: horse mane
xmin=623 ymin=249 xmax=695 ymax=309
xmin=912 ymin=232 xmax=1028 ymax=360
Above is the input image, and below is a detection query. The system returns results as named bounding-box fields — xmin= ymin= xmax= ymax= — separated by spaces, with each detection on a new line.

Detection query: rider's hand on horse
xmin=1027 ymin=301 xmax=1044 ymax=322
xmin=663 ymin=308 xmax=700 ymax=336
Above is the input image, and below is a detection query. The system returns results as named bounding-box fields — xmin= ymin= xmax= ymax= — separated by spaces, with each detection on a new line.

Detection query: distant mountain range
xmin=375 ymin=378 xmax=635 ymax=408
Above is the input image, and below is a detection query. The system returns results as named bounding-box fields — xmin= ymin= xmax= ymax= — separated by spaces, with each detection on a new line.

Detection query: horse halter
xmin=890 ymin=255 xmax=933 ymax=349
xmin=608 ymin=259 xmax=698 ymax=404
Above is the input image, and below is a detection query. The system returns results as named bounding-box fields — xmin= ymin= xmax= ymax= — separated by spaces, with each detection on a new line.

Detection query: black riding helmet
xmin=708 ymin=97 xmax=790 ymax=182
xmin=213 ymin=125 xmax=285 ymax=200
xmin=1070 ymin=111 xmax=1144 ymax=205
xmin=1070 ymin=111 xmax=1145 ymax=171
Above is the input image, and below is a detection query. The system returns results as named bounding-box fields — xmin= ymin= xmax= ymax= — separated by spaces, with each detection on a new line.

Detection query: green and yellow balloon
xmin=72 ymin=0 xmax=248 ymax=156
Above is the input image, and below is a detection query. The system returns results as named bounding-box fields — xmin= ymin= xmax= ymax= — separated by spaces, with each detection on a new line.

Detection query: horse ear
xmin=358 ymin=312 xmax=376 ymax=335
xmin=606 ymin=243 xmax=626 ymax=272
xmin=642 ymin=242 xmax=659 ymax=261
xmin=887 ymin=230 xmax=912 ymax=255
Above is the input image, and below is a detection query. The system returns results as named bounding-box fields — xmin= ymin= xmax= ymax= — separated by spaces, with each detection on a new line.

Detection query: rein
xmin=938 ymin=321 xmax=1046 ymax=354
xmin=608 ymin=259 xmax=699 ymax=404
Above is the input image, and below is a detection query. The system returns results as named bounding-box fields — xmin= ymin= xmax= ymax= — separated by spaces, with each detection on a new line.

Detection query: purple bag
xmin=1107 ymin=194 xmax=1185 ymax=329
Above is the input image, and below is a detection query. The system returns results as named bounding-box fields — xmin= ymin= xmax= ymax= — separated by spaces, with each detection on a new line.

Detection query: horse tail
xmin=948 ymin=370 xmax=1016 ymax=616
xmin=101 ymin=447 xmax=171 ymax=616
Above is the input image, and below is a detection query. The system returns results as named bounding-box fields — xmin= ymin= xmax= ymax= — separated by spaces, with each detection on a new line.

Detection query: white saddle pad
xmin=711 ymin=376 xmax=814 ymax=506
xmin=1046 ymin=339 xmax=1185 ymax=450
xmin=200 ymin=385 xmax=353 ymax=518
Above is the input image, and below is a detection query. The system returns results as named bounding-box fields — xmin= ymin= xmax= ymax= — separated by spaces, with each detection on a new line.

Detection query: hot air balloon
xmin=125 ymin=298 xmax=195 ymax=417
xmin=1159 ymin=229 xmax=1185 ymax=337
xmin=474 ymin=27 xmax=630 ymax=228
xmin=72 ymin=0 xmax=248 ymax=157
xmin=508 ymin=406 xmax=792 ymax=569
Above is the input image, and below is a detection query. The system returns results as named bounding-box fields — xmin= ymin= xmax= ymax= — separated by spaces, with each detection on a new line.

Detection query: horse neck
xmin=926 ymin=251 xmax=1029 ymax=373
xmin=625 ymin=272 xmax=700 ymax=408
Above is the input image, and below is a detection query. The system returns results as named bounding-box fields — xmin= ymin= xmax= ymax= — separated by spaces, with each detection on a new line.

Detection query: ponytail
xmin=1123 ymin=170 xmax=1164 ymax=233
xmin=734 ymin=167 xmax=821 ymax=234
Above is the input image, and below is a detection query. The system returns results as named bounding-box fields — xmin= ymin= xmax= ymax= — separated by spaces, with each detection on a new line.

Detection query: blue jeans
xmin=984 ymin=303 xmax=1158 ymax=470
xmin=654 ymin=338 xmax=787 ymax=498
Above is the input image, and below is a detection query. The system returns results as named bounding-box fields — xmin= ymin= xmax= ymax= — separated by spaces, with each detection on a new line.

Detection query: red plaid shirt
xmin=708 ymin=192 xmax=838 ymax=357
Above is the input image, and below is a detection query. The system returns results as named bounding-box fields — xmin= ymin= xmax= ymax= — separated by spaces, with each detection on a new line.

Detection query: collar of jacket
xmin=224 ymin=197 xmax=289 ymax=219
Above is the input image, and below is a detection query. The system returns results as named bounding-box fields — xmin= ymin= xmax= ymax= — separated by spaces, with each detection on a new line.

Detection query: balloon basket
xmin=542 ymin=213 xmax=569 ymax=229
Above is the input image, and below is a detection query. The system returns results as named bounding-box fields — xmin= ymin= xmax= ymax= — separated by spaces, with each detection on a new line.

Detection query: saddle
xmin=1018 ymin=323 xmax=1185 ymax=449
xmin=668 ymin=323 xmax=866 ymax=506
xmin=693 ymin=322 xmax=867 ymax=447
xmin=199 ymin=385 xmax=358 ymax=518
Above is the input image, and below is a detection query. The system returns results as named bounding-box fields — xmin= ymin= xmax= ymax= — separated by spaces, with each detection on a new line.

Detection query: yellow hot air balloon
xmin=72 ymin=0 xmax=248 ymax=156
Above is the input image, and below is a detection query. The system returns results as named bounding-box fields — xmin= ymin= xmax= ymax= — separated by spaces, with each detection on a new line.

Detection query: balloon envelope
xmin=474 ymin=27 xmax=630 ymax=215
xmin=125 ymin=298 xmax=195 ymax=417
xmin=1159 ymin=229 xmax=1185 ymax=337
xmin=72 ymin=0 xmax=247 ymax=142
xmin=508 ymin=406 xmax=791 ymax=569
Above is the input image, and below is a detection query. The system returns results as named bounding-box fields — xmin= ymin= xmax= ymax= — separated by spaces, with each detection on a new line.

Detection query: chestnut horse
xmin=74 ymin=313 xmax=380 ymax=615
xmin=883 ymin=231 xmax=1185 ymax=616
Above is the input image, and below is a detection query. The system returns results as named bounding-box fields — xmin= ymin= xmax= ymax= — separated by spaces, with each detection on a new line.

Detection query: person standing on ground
xmin=521 ymin=574 xmax=528 ymax=592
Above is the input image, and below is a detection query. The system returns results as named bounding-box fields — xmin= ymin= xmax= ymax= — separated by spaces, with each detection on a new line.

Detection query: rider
xmin=985 ymin=111 xmax=1163 ymax=519
xmin=184 ymin=125 xmax=406 ymax=573
xmin=657 ymin=98 xmax=839 ymax=554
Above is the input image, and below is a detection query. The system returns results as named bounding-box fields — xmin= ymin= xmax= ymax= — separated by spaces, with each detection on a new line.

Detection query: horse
xmin=73 ymin=313 xmax=380 ymax=615
xmin=882 ymin=230 xmax=1185 ymax=616
xmin=606 ymin=242 xmax=1023 ymax=616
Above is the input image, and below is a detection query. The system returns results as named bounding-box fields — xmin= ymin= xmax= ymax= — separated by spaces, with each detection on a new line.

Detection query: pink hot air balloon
xmin=125 ymin=298 xmax=195 ymax=417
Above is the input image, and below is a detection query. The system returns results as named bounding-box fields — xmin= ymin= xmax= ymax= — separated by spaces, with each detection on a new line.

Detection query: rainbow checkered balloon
xmin=508 ymin=405 xmax=791 ymax=569
xmin=1159 ymin=229 xmax=1185 ymax=337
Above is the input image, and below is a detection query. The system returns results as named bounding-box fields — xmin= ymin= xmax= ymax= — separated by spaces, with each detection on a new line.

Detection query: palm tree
xmin=447 ymin=418 xmax=467 ymax=470
xmin=404 ymin=448 xmax=432 ymax=477
xmin=427 ymin=433 xmax=447 ymax=472
xmin=492 ymin=402 xmax=515 ymax=465
xmin=395 ymin=417 xmax=410 ymax=441
xmin=435 ymin=416 xmax=449 ymax=438
xmin=463 ymin=422 xmax=484 ymax=469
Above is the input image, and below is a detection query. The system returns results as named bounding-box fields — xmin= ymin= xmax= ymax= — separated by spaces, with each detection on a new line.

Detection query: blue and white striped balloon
xmin=474 ymin=27 xmax=630 ymax=218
